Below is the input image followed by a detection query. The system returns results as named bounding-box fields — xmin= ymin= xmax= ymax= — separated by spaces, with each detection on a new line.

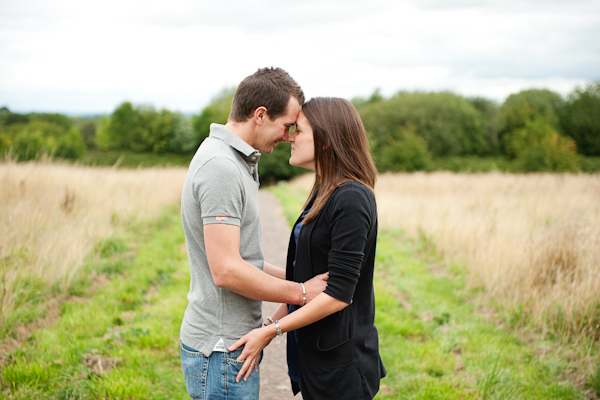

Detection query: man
xmin=180 ymin=67 xmax=328 ymax=399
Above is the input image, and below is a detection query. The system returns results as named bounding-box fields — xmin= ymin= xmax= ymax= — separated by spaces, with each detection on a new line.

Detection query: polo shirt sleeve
xmin=194 ymin=157 xmax=244 ymax=226
xmin=324 ymin=185 xmax=374 ymax=304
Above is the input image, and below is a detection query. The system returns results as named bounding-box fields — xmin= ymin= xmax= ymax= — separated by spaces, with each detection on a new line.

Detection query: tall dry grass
xmin=290 ymin=172 xmax=600 ymax=338
xmin=0 ymin=158 xmax=187 ymax=326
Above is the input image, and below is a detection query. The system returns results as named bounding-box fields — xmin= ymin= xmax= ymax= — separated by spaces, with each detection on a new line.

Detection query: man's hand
xmin=303 ymin=272 xmax=328 ymax=304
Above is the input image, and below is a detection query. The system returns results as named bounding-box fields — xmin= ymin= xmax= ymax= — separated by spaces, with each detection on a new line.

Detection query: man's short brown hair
xmin=228 ymin=67 xmax=305 ymax=123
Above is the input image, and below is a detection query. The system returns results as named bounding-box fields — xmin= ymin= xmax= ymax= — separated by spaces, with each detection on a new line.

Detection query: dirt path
xmin=258 ymin=190 xmax=301 ymax=400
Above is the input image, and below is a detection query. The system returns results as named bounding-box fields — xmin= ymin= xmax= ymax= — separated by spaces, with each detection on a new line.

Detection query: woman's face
xmin=289 ymin=111 xmax=316 ymax=171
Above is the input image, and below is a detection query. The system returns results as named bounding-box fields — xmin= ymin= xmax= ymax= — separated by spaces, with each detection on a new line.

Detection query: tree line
xmin=353 ymin=82 xmax=600 ymax=173
xmin=1 ymin=81 xmax=599 ymax=181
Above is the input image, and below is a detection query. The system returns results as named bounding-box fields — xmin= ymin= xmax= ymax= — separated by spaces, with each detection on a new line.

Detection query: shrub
xmin=1 ymin=120 xmax=86 ymax=160
xmin=561 ymin=81 xmax=600 ymax=156
xmin=361 ymin=91 xmax=488 ymax=158
xmin=513 ymin=131 xmax=579 ymax=172
xmin=376 ymin=125 xmax=432 ymax=172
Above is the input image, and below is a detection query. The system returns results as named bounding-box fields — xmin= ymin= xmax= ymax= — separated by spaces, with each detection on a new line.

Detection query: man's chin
xmin=262 ymin=143 xmax=278 ymax=154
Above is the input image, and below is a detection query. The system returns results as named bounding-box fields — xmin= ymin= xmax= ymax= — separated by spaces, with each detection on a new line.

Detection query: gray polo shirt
xmin=180 ymin=123 xmax=264 ymax=356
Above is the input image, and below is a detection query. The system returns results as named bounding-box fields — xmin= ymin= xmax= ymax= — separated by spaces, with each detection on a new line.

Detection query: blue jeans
xmin=180 ymin=341 xmax=261 ymax=400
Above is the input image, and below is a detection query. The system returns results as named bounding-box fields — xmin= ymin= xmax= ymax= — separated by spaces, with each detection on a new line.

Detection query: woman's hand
xmin=228 ymin=325 xmax=276 ymax=382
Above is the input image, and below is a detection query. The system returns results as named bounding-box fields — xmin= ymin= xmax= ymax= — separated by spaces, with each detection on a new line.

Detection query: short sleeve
xmin=194 ymin=157 xmax=244 ymax=226
xmin=323 ymin=184 xmax=374 ymax=304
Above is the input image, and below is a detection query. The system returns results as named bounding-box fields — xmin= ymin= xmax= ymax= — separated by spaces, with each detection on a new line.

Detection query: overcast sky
xmin=1 ymin=0 xmax=599 ymax=115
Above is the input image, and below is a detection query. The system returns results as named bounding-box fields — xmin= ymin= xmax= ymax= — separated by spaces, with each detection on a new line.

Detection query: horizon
xmin=3 ymin=79 xmax=597 ymax=117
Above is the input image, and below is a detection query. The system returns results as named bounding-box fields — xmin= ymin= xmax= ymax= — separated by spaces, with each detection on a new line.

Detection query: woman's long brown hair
xmin=301 ymin=97 xmax=377 ymax=223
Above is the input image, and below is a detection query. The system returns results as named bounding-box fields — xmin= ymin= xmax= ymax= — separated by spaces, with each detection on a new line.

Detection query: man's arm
xmin=204 ymin=224 xmax=327 ymax=305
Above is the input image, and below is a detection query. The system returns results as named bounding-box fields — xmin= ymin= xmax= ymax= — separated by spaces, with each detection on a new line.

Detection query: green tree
xmin=94 ymin=115 xmax=112 ymax=149
xmin=192 ymin=87 xmax=236 ymax=146
xmin=8 ymin=123 xmax=47 ymax=159
xmin=376 ymin=125 xmax=432 ymax=172
xmin=257 ymin=142 xmax=303 ymax=184
xmin=500 ymin=89 xmax=564 ymax=148
xmin=0 ymin=107 xmax=29 ymax=128
xmin=98 ymin=101 xmax=137 ymax=150
xmin=351 ymin=88 xmax=385 ymax=112
xmin=79 ymin=120 xmax=97 ymax=149
xmin=55 ymin=126 xmax=88 ymax=159
xmin=98 ymin=102 xmax=191 ymax=154
xmin=3 ymin=120 xmax=86 ymax=160
xmin=469 ymin=97 xmax=501 ymax=154
xmin=29 ymin=113 xmax=73 ymax=132
xmin=561 ymin=81 xmax=600 ymax=156
xmin=148 ymin=108 xmax=173 ymax=153
xmin=168 ymin=112 xmax=196 ymax=153
xmin=360 ymin=91 xmax=487 ymax=159
xmin=509 ymin=119 xmax=578 ymax=172
xmin=128 ymin=105 xmax=158 ymax=153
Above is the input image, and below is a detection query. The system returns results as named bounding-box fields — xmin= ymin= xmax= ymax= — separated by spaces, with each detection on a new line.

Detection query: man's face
xmin=256 ymin=96 xmax=300 ymax=154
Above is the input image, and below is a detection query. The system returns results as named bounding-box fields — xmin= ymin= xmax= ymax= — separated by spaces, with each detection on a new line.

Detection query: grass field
xmin=290 ymin=172 xmax=600 ymax=341
xmin=1 ymin=204 xmax=191 ymax=399
xmin=0 ymin=159 xmax=186 ymax=341
xmin=1 ymin=161 xmax=599 ymax=399
xmin=272 ymin=180 xmax=600 ymax=399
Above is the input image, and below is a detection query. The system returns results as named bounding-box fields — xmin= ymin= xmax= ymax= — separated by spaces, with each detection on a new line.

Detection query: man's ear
xmin=254 ymin=106 xmax=267 ymax=126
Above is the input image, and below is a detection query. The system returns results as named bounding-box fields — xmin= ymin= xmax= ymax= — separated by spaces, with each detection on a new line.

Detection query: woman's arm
xmin=264 ymin=261 xmax=286 ymax=280
xmin=229 ymin=292 xmax=348 ymax=382
xmin=266 ymin=303 xmax=289 ymax=323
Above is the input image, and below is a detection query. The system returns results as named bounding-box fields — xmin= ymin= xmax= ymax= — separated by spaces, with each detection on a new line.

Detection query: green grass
xmin=0 ymin=205 xmax=190 ymax=399
xmin=579 ymin=155 xmax=600 ymax=173
xmin=2 ymin=183 xmax=596 ymax=399
xmin=75 ymin=150 xmax=600 ymax=174
xmin=270 ymin=182 xmax=592 ymax=400
xmin=430 ymin=155 xmax=511 ymax=173
xmin=372 ymin=233 xmax=585 ymax=399
xmin=79 ymin=150 xmax=193 ymax=168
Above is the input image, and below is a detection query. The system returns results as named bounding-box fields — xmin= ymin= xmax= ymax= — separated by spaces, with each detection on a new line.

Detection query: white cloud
xmin=0 ymin=0 xmax=598 ymax=113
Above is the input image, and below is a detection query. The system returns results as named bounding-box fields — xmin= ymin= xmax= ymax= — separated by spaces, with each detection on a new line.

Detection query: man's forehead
xmin=283 ymin=108 xmax=300 ymax=125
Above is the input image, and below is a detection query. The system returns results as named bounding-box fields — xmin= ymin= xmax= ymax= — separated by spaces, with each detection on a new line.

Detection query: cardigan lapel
xmin=287 ymin=190 xmax=319 ymax=283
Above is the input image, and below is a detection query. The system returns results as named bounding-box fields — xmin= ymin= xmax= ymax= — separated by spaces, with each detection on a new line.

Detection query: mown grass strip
xmin=270 ymin=182 xmax=591 ymax=400
xmin=373 ymin=232 xmax=585 ymax=399
xmin=1 ymin=204 xmax=190 ymax=399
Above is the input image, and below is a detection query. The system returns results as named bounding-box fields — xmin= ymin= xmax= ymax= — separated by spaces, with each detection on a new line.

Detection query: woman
xmin=229 ymin=97 xmax=386 ymax=399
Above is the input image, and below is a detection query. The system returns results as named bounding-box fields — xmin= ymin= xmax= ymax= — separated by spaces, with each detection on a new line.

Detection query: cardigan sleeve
xmin=323 ymin=183 xmax=374 ymax=304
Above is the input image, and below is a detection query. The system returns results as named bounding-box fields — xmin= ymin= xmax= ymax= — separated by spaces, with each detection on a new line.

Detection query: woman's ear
xmin=254 ymin=107 xmax=267 ymax=126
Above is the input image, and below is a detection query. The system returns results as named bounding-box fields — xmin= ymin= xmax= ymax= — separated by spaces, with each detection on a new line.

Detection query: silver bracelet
xmin=274 ymin=320 xmax=283 ymax=337
xmin=300 ymin=282 xmax=306 ymax=306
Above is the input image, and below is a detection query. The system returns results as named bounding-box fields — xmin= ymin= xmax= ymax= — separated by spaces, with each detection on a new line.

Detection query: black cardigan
xmin=285 ymin=182 xmax=386 ymax=400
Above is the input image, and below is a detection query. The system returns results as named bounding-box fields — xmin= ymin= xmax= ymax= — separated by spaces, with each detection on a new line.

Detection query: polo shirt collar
xmin=209 ymin=123 xmax=261 ymax=162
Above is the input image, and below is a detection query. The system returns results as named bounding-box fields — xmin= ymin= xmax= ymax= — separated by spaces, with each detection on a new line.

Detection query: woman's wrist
xmin=264 ymin=316 xmax=282 ymax=338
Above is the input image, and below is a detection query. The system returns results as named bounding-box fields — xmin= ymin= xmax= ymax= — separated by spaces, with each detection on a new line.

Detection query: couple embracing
xmin=179 ymin=67 xmax=386 ymax=400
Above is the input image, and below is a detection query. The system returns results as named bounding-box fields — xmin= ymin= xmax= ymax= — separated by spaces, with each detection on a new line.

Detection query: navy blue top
xmin=287 ymin=209 xmax=309 ymax=384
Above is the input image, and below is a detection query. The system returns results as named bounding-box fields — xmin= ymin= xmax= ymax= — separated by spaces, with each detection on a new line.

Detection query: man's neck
xmin=224 ymin=120 xmax=256 ymax=149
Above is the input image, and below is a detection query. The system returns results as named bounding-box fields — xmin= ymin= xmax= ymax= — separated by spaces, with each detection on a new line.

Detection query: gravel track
xmin=258 ymin=190 xmax=302 ymax=400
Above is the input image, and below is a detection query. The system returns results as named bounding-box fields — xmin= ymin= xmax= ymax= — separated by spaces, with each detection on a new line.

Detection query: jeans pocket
xmin=181 ymin=342 xmax=202 ymax=356
xmin=180 ymin=342 xmax=207 ymax=399
xmin=224 ymin=350 xmax=260 ymax=398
